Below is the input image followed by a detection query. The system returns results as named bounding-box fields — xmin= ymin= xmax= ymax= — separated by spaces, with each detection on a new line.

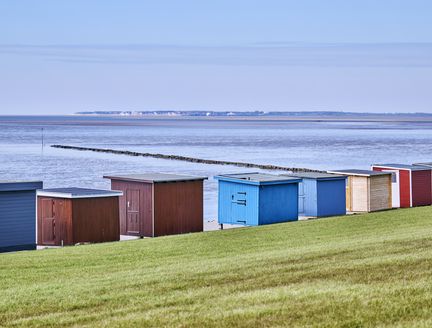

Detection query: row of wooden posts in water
xmin=1 ymin=162 xmax=432 ymax=253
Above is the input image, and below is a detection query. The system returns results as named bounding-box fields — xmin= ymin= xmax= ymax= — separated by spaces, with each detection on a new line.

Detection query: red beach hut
xmin=371 ymin=164 xmax=432 ymax=208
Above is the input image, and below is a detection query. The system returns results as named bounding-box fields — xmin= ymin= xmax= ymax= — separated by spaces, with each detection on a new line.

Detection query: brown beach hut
xmin=104 ymin=173 xmax=207 ymax=237
xmin=327 ymin=170 xmax=392 ymax=212
xmin=37 ymin=188 xmax=122 ymax=246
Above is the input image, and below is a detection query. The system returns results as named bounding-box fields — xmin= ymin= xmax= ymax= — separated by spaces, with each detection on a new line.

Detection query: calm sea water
xmin=1 ymin=115 xmax=431 ymax=220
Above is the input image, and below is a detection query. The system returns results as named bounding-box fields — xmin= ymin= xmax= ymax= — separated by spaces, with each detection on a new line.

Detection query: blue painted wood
xmin=298 ymin=177 xmax=346 ymax=217
xmin=218 ymin=180 xmax=259 ymax=225
xmin=259 ymin=184 xmax=298 ymax=224
xmin=317 ymin=179 xmax=347 ymax=217
xmin=216 ymin=176 xmax=298 ymax=226
xmin=0 ymin=181 xmax=42 ymax=253
xmin=299 ymin=179 xmax=318 ymax=217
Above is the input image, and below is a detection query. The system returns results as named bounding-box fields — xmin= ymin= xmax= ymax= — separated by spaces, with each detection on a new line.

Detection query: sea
xmin=1 ymin=115 xmax=431 ymax=221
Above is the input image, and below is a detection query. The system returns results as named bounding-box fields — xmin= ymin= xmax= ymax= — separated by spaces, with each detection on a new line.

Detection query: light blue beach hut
xmin=214 ymin=173 xmax=300 ymax=226
xmin=282 ymin=172 xmax=347 ymax=217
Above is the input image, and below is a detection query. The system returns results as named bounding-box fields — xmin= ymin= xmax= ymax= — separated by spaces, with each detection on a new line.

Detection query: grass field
xmin=1 ymin=207 xmax=432 ymax=327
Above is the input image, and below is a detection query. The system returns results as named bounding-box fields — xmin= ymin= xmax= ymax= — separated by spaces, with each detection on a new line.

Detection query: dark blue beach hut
xmin=282 ymin=172 xmax=347 ymax=217
xmin=214 ymin=173 xmax=301 ymax=226
xmin=0 ymin=181 xmax=43 ymax=253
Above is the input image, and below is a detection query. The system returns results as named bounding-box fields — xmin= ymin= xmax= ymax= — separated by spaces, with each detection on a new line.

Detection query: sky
xmin=1 ymin=0 xmax=432 ymax=114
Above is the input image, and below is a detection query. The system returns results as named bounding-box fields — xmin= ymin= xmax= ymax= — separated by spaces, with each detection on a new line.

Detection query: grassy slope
xmin=1 ymin=207 xmax=432 ymax=327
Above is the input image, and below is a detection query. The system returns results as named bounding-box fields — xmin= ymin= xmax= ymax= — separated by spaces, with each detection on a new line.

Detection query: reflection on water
xmin=1 ymin=116 xmax=432 ymax=219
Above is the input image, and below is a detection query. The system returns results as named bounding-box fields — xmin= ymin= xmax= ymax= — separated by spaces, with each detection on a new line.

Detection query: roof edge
xmin=37 ymin=190 xmax=123 ymax=199
xmin=103 ymin=175 xmax=208 ymax=183
xmin=214 ymin=174 xmax=301 ymax=185
xmin=0 ymin=181 xmax=43 ymax=192
xmin=327 ymin=170 xmax=391 ymax=177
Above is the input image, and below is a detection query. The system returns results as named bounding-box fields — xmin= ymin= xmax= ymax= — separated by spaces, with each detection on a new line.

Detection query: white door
xmin=382 ymin=169 xmax=400 ymax=208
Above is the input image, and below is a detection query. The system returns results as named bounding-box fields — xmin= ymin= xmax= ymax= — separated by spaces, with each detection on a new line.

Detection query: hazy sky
xmin=1 ymin=0 xmax=432 ymax=114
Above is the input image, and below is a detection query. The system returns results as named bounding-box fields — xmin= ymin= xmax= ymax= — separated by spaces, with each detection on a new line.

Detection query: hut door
xmin=298 ymin=182 xmax=305 ymax=214
xmin=382 ymin=170 xmax=400 ymax=208
xmin=126 ymin=189 xmax=140 ymax=234
xmin=231 ymin=191 xmax=248 ymax=224
xmin=41 ymin=199 xmax=56 ymax=245
xmin=351 ymin=177 xmax=368 ymax=212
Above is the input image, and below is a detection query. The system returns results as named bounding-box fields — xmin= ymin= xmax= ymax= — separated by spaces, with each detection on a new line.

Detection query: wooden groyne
xmin=51 ymin=145 xmax=324 ymax=173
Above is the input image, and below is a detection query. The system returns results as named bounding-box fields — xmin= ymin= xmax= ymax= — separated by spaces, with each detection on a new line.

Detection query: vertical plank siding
xmin=411 ymin=170 xmax=432 ymax=206
xmin=38 ymin=197 xmax=73 ymax=246
xmin=259 ymin=184 xmax=298 ymax=224
xmin=72 ymin=197 xmax=120 ymax=243
xmin=299 ymin=179 xmax=318 ymax=217
xmin=0 ymin=189 xmax=39 ymax=252
xmin=316 ymin=179 xmax=346 ymax=217
xmin=369 ymin=175 xmax=392 ymax=212
xmin=153 ymin=181 xmax=204 ymax=236
xmin=350 ymin=176 xmax=369 ymax=212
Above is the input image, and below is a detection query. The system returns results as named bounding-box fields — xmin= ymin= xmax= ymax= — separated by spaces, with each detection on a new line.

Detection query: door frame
xmin=381 ymin=169 xmax=400 ymax=208
xmin=126 ymin=189 xmax=141 ymax=235
xmin=298 ymin=181 xmax=305 ymax=215
xmin=230 ymin=191 xmax=248 ymax=225
xmin=40 ymin=198 xmax=57 ymax=245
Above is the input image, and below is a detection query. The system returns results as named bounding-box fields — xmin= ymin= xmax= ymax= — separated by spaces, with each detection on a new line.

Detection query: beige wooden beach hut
xmin=327 ymin=169 xmax=392 ymax=212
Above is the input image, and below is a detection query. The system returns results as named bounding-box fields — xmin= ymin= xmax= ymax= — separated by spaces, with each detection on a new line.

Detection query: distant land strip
xmin=51 ymin=145 xmax=324 ymax=173
xmin=75 ymin=110 xmax=432 ymax=118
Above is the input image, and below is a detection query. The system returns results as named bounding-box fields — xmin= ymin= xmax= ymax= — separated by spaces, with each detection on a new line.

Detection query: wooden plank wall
xmin=153 ymin=180 xmax=203 ymax=237
xmin=369 ymin=175 xmax=392 ymax=211
xmin=351 ymin=176 xmax=368 ymax=212
xmin=72 ymin=197 xmax=120 ymax=244
xmin=411 ymin=170 xmax=432 ymax=206
xmin=37 ymin=197 xmax=73 ymax=246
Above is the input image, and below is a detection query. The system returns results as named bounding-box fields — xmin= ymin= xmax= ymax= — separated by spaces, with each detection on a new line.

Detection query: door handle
xmin=127 ymin=201 xmax=130 ymax=208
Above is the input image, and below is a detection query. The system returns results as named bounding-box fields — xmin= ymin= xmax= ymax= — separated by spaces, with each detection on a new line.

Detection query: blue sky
xmin=1 ymin=0 xmax=432 ymax=114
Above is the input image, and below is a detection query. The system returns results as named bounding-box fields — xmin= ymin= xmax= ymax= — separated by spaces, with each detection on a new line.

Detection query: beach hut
xmin=371 ymin=164 xmax=432 ymax=208
xmin=215 ymin=173 xmax=301 ymax=226
xmin=37 ymin=188 xmax=122 ymax=246
xmin=413 ymin=162 xmax=432 ymax=204
xmin=0 ymin=181 xmax=43 ymax=253
xmin=282 ymin=172 xmax=347 ymax=217
xmin=327 ymin=170 xmax=392 ymax=212
xmin=104 ymin=173 xmax=207 ymax=237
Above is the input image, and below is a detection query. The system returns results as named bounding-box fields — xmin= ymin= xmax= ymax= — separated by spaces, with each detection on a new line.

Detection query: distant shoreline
xmin=74 ymin=110 xmax=432 ymax=119
xmin=1 ymin=113 xmax=432 ymax=125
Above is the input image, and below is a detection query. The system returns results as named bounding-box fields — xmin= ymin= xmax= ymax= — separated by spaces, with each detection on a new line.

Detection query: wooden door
xmin=126 ymin=189 xmax=140 ymax=234
xmin=231 ymin=191 xmax=248 ymax=225
xmin=41 ymin=199 xmax=56 ymax=245
xmin=351 ymin=177 xmax=368 ymax=212
xmin=298 ymin=182 xmax=305 ymax=214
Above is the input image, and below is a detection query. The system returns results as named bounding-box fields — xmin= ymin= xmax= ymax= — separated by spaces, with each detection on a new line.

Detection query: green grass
xmin=1 ymin=207 xmax=432 ymax=327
